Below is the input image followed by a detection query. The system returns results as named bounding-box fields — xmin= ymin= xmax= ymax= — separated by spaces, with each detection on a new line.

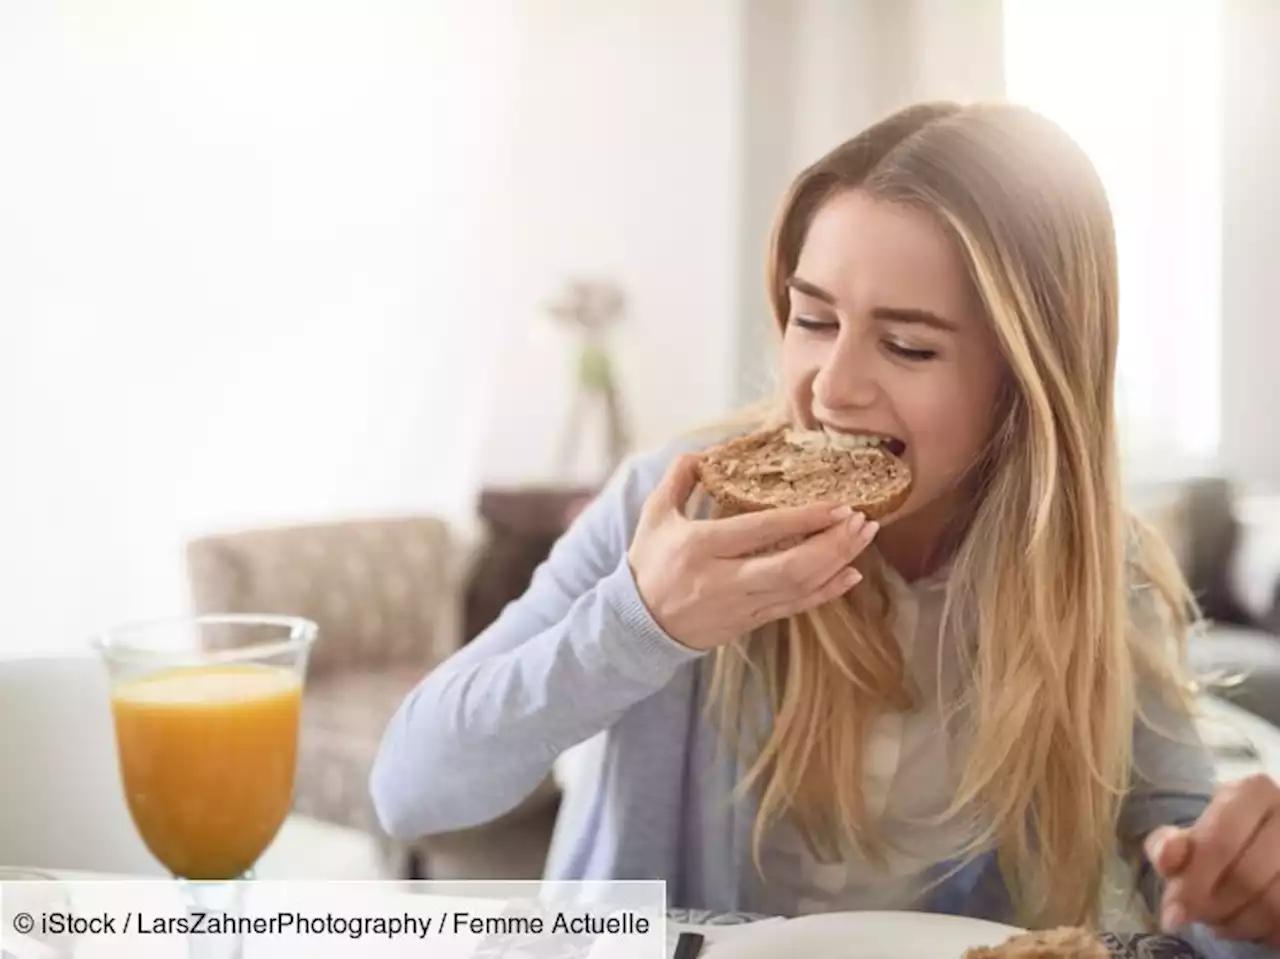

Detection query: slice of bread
xmin=962 ymin=928 xmax=1109 ymax=959
xmin=695 ymin=424 xmax=912 ymax=520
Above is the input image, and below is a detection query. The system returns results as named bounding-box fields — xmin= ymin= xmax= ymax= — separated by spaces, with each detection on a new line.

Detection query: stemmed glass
xmin=92 ymin=614 xmax=317 ymax=959
xmin=0 ymin=868 xmax=77 ymax=957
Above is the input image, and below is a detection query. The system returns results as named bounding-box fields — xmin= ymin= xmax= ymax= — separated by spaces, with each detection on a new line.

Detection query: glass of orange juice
xmin=92 ymin=614 xmax=317 ymax=959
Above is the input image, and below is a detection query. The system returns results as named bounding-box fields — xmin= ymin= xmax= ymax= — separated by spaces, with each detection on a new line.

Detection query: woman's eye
xmin=885 ymin=340 xmax=937 ymax=362
xmin=791 ymin=315 xmax=838 ymax=332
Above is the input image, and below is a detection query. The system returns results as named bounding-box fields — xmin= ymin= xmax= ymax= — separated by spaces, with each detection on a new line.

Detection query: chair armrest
xmin=186 ymin=515 xmax=467 ymax=675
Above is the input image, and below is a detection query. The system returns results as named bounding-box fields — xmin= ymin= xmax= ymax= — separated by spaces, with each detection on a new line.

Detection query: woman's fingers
xmin=1210 ymin=883 xmax=1280 ymax=945
xmin=1146 ymin=826 xmax=1193 ymax=879
xmin=641 ymin=454 xmax=703 ymax=524
xmin=1225 ymin=814 xmax=1280 ymax=916
xmin=747 ymin=564 xmax=864 ymax=630
xmin=1175 ymin=777 xmax=1276 ymax=919
xmin=733 ymin=512 xmax=877 ymax=595
xmin=1214 ymin=909 xmax=1274 ymax=946
xmin=1177 ymin=820 xmax=1280 ymax=927
xmin=630 ymin=455 xmax=883 ymax=650
xmin=1155 ymin=775 xmax=1280 ymax=943
xmin=694 ymin=502 xmax=854 ymax=557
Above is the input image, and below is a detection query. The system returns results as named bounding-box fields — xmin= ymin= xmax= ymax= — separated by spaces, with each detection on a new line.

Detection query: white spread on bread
xmin=783 ymin=426 xmax=891 ymax=452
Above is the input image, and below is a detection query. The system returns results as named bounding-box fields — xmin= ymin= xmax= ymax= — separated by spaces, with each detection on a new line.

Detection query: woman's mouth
xmin=821 ymin=425 xmax=907 ymax=459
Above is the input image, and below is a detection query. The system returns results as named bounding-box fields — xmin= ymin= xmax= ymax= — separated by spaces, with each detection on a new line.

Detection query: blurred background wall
xmin=0 ymin=0 xmax=1275 ymax=655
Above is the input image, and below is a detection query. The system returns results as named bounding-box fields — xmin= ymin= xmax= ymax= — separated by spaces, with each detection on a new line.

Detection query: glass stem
xmin=179 ymin=876 xmax=248 ymax=959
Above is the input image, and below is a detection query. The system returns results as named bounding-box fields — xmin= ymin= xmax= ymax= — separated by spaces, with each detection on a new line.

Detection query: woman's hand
xmin=1146 ymin=773 xmax=1280 ymax=945
xmin=628 ymin=454 xmax=879 ymax=651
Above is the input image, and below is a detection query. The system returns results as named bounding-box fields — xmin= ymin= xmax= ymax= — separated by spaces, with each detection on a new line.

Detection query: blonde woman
xmin=371 ymin=102 xmax=1280 ymax=955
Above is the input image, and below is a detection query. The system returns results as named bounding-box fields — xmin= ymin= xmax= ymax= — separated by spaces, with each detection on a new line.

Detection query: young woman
xmin=371 ymin=102 xmax=1280 ymax=955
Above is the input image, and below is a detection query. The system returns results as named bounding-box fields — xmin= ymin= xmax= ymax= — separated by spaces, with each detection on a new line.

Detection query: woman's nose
xmin=813 ymin=336 xmax=880 ymax=411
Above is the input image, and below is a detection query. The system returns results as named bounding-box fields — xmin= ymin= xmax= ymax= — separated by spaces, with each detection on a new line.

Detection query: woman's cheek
xmin=782 ymin=344 xmax=822 ymax=421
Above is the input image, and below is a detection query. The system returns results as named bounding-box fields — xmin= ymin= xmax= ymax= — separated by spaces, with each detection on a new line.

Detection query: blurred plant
xmin=545 ymin=279 xmax=632 ymax=482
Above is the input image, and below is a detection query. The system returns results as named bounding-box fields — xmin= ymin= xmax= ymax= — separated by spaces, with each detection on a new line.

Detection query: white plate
xmin=705 ymin=911 xmax=1025 ymax=959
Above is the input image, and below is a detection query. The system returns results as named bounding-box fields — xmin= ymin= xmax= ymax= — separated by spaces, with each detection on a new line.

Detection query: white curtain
xmin=0 ymin=1 xmax=520 ymax=653
xmin=1003 ymin=0 xmax=1223 ymax=482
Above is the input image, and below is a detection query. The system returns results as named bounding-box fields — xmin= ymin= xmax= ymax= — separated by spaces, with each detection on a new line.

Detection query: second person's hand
xmin=628 ymin=454 xmax=879 ymax=651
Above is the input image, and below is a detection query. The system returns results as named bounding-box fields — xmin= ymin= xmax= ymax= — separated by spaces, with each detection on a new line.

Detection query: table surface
xmin=1196 ymin=694 xmax=1280 ymax=781
xmin=3 ymin=687 xmax=1277 ymax=959
xmin=0 ymin=877 xmax=1224 ymax=959
xmin=665 ymin=911 xmax=1213 ymax=959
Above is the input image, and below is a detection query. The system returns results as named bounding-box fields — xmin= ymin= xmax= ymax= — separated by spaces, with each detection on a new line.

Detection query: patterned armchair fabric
xmin=187 ymin=516 xmax=463 ymax=676
xmin=185 ymin=516 xmax=467 ymax=845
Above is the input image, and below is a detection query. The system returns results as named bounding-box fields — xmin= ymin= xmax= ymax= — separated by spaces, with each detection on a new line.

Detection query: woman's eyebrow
xmin=785 ymin=275 xmax=837 ymax=305
xmin=787 ymin=275 xmax=957 ymax=331
xmin=872 ymin=306 xmax=957 ymax=332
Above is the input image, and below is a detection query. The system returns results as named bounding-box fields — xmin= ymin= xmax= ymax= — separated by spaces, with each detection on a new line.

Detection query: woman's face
xmin=782 ymin=189 xmax=1005 ymax=571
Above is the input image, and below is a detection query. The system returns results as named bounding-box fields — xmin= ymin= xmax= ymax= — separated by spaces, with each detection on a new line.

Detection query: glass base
xmin=178 ymin=872 xmax=251 ymax=959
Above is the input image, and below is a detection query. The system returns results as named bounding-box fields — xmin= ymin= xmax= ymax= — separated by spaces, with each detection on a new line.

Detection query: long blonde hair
xmin=707 ymin=101 xmax=1199 ymax=929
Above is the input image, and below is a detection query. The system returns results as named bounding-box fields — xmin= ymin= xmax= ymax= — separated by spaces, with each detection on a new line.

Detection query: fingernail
xmin=830 ymin=505 xmax=853 ymax=520
xmin=1162 ymin=903 xmax=1186 ymax=930
xmin=1149 ymin=834 xmax=1166 ymax=864
xmin=845 ymin=569 xmax=863 ymax=587
xmin=863 ymin=520 xmax=880 ymax=538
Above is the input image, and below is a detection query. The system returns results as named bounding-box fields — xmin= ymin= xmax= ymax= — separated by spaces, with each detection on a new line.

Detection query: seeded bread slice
xmin=962 ymin=927 xmax=1109 ymax=959
xmin=694 ymin=424 xmax=912 ymax=520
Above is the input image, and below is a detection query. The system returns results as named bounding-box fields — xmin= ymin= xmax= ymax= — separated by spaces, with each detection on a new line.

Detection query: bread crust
xmin=962 ymin=928 xmax=1109 ymax=959
xmin=694 ymin=424 xmax=912 ymax=520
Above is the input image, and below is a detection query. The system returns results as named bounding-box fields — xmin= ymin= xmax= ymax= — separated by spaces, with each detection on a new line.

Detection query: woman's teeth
xmin=821 ymin=426 xmax=889 ymax=449
xmin=783 ymin=426 xmax=905 ymax=456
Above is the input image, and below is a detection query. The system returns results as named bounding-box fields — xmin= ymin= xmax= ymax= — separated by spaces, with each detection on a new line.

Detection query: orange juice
xmin=109 ymin=663 xmax=302 ymax=880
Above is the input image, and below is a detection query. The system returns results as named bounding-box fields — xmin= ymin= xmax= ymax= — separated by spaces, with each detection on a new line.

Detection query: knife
xmin=673 ymin=931 xmax=706 ymax=959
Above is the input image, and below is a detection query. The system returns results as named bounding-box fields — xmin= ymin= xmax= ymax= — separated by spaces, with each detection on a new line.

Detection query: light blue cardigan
xmin=370 ymin=436 xmax=1277 ymax=959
